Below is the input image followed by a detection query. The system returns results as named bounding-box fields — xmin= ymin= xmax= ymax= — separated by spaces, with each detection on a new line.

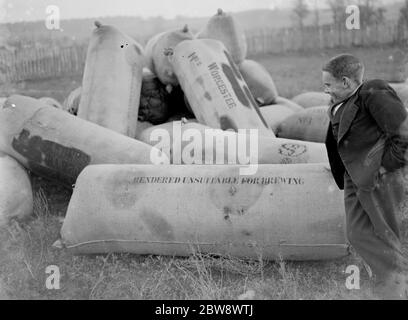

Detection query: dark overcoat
xmin=325 ymin=79 xmax=408 ymax=191
xmin=325 ymin=79 xmax=408 ymax=285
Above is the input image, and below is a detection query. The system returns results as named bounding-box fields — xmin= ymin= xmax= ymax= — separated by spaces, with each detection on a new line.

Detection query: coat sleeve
xmin=362 ymin=80 xmax=408 ymax=172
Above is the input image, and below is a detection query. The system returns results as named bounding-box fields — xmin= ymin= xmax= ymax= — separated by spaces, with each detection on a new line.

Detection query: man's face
xmin=322 ymin=71 xmax=351 ymax=105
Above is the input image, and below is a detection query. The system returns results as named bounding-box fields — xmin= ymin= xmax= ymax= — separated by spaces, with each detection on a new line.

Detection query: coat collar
xmin=326 ymin=83 xmax=363 ymax=144
xmin=327 ymin=83 xmax=363 ymax=120
xmin=327 ymin=101 xmax=339 ymax=121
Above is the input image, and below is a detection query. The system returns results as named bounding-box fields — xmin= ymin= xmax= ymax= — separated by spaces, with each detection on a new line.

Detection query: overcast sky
xmin=0 ymin=0 xmax=314 ymax=22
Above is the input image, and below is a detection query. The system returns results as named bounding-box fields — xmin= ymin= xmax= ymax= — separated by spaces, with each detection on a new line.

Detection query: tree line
xmin=292 ymin=0 xmax=408 ymax=46
xmin=292 ymin=0 xmax=400 ymax=31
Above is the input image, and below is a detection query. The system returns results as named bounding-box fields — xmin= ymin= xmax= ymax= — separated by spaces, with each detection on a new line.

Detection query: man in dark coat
xmin=322 ymin=54 xmax=408 ymax=299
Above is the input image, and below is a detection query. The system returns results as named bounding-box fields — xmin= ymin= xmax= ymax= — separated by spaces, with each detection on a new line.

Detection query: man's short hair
xmin=322 ymin=54 xmax=364 ymax=83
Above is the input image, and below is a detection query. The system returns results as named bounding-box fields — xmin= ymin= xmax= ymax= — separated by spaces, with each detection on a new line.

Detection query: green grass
xmin=1 ymin=45 xmax=407 ymax=300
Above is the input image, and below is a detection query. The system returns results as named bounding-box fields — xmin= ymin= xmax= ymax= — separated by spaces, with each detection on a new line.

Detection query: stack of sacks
xmin=0 ymin=14 xmax=347 ymax=260
xmin=0 ymin=96 xmax=168 ymax=188
xmin=56 ymin=15 xmax=344 ymax=259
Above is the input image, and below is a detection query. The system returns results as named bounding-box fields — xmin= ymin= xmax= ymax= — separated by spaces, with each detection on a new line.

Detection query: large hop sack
xmin=0 ymin=151 xmax=33 ymax=227
xmin=138 ymin=120 xmax=329 ymax=165
xmin=291 ymin=92 xmax=331 ymax=109
xmin=197 ymin=8 xmax=247 ymax=65
xmin=144 ymin=25 xmax=194 ymax=87
xmin=60 ymin=163 xmax=347 ymax=260
xmin=170 ymin=38 xmax=273 ymax=137
xmin=78 ymin=21 xmax=145 ymax=138
xmin=239 ymin=59 xmax=279 ymax=106
xmin=277 ymin=106 xmax=330 ymax=143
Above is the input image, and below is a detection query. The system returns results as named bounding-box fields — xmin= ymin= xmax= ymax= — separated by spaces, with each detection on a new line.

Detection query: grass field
xmin=0 ymin=45 xmax=407 ymax=300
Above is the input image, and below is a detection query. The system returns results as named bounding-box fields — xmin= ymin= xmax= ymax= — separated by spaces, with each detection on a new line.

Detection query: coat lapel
xmin=327 ymin=103 xmax=336 ymax=122
xmin=337 ymin=94 xmax=359 ymax=144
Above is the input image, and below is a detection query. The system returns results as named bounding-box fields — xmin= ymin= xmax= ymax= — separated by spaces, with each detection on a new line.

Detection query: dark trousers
xmin=344 ymin=170 xmax=408 ymax=282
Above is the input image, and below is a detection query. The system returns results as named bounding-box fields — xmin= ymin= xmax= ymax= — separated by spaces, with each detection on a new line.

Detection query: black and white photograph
xmin=0 ymin=0 xmax=408 ymax=305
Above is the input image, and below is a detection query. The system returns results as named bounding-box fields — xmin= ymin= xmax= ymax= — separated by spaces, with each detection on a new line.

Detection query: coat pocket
xmin=364 ymin=137 xmax=386 ymax=167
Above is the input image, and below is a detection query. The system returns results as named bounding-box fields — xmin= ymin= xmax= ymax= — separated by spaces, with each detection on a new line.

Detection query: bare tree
xmin=313 ymin=0 xmax=320 ymax=28
xmin=327 ymin=0 xmax=348 ymax=45
xmin=327 ymin=0 xmax=348 ymax=26
xmin=398 ymin=0 xmax=408 ymax=45
xmin=358 ymin=0 xmax=381 ymax=29
xmin=374 ymin=7 xmax=386 ymax=25
xmin=293 ymin=0 xmax=310 ymax=30
xmin=399 ymin=0 xmax=408 ymax=29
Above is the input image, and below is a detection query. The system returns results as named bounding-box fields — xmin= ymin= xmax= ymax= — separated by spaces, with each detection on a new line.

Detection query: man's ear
xmin=342 ymin=76 xmax=351 ymax=88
